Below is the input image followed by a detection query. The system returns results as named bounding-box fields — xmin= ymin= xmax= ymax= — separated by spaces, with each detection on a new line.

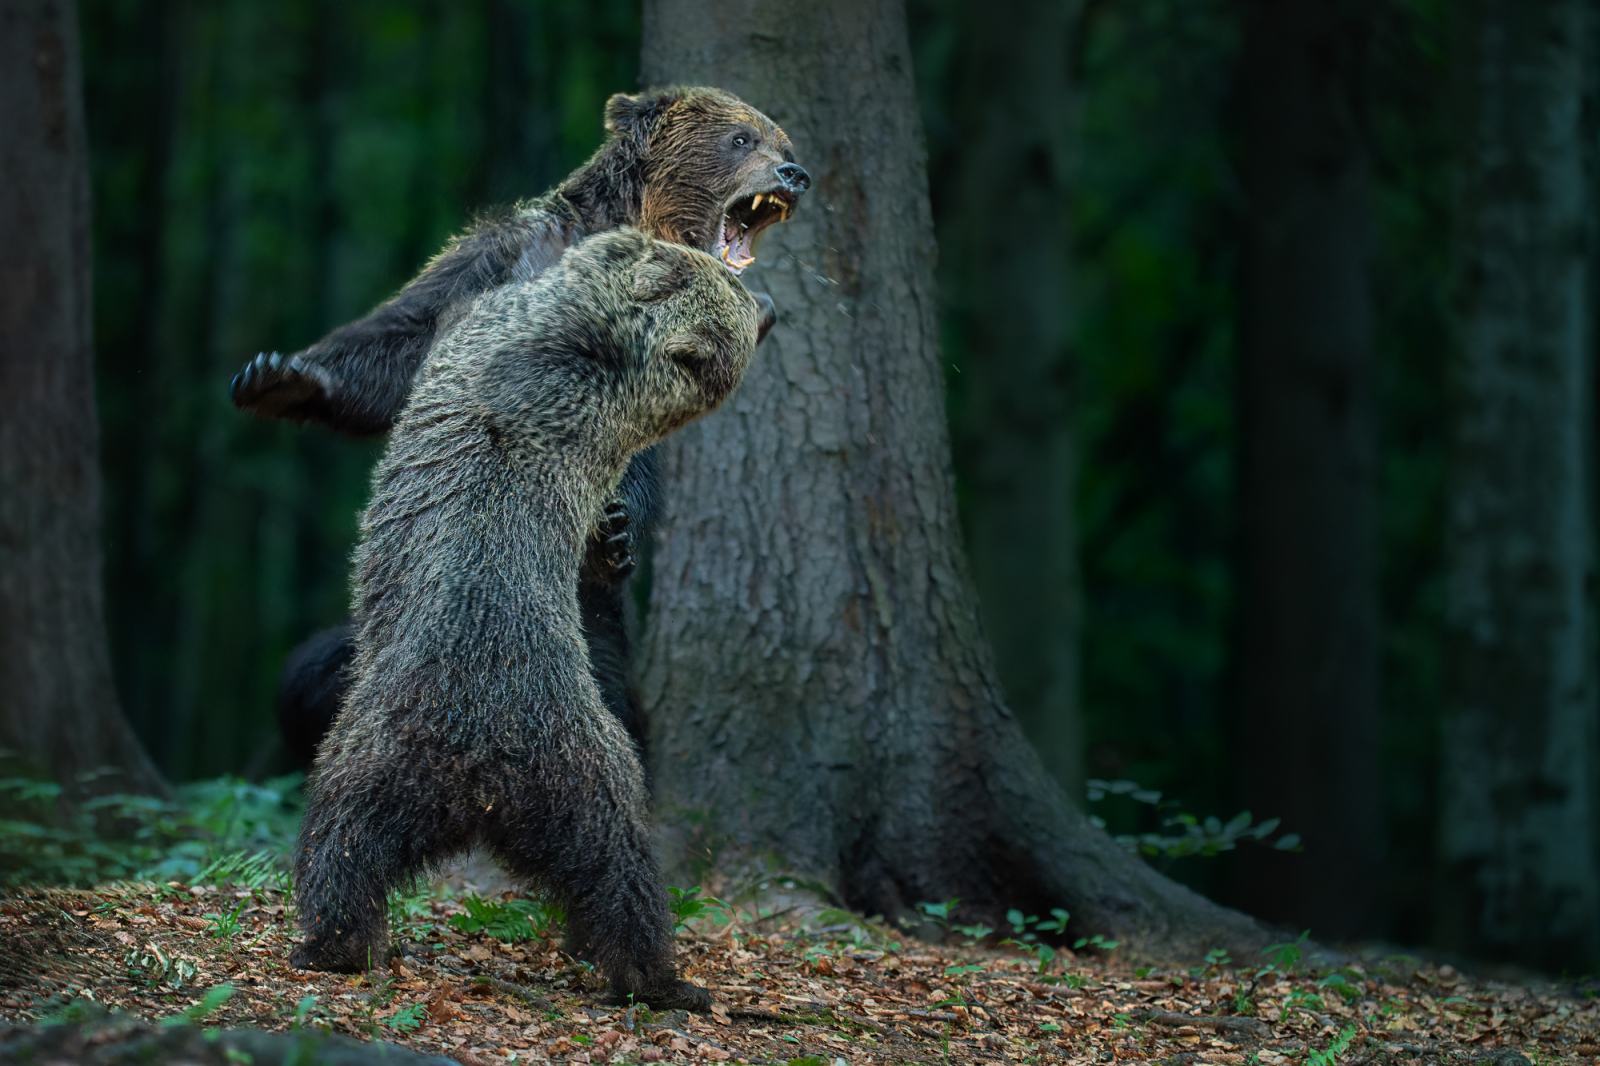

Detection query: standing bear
xmin=292 ymin=227 xmax=768 ymax=1010
xmin=232 ymin=86 xmax=808 ymax=763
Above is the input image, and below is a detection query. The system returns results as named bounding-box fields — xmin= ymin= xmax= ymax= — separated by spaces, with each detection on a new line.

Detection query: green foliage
xmin=1260 ymin=931 xmax=1311 ymax=975
xmin=203 ymin=898 xmax=249 ymax=941
xmin=383 ymin=1002 xmax=426 ymax=1034
xmin=1086 ymin=779 xmax=1300 ymax=859
xmin=0 ymin=770 xmax=301 ymax=888
xmin=37 ymin=997 xmax=100 ymax=1027
xmin=161 ymin=984 xmax=236 ymax=1027
xmin=448 ymin=894 xmax=560 ymax=943
xmin=388 ymin=884 xmax=448 ymax=943
xmin=195 ymin=851 xmax=288 ymax=891
xmin=1072 ymin=934 xmax=1120 ymax=954
xmin=289 ymin=995 xmax=325 ymax=1031
xmin=667 ymin=885 xmax=732 ymax=932
xmin=1001 ymin=908 xmax=1070 ymax=973
xmin=915 ymin=898 xmax=960 ymax=926
xmin=1305 ymin=1024 xmax=1357 ymax=1065
xmin=1318 ymin=972 xmax=1363 ymax=1004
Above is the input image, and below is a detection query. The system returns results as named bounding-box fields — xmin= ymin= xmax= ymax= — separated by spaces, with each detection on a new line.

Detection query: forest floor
xmin=1 ymin=882 xmax=1596 ymax=1065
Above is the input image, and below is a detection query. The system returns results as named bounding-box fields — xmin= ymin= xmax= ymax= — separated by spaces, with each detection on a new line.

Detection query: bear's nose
xmin=776 ymin=162 xmax=811 ymax=194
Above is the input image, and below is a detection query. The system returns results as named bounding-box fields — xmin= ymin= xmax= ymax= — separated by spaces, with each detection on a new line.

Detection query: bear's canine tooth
xmin=752 ymin=193 xmax=765 ymax=211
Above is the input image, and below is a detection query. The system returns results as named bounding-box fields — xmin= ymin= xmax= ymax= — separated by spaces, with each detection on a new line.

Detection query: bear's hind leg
xmin=291 ymin=758 xmax=460 ymax=972
xmin=488 ymin=753 xmax=709 ymax=1011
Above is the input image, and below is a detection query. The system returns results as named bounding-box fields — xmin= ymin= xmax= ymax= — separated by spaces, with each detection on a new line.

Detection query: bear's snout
xmin=775 ymin=162 xmax=810 ymax=194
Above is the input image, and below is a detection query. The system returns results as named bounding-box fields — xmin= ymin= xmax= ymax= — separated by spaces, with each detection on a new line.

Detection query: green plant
xmin=194 ymin=850 xmax=287 ymax=891
xmin=36 ymin=997 xmax=99 ymax=1027
xmin=1318 ymin=971 xmax=1363 ymax=1003
xmin=667 ymin=885 xmax=731 ymax=931
xmin=1260 ymin=931 xmax=1310 ymax=975
xmin=1305 ymin=1023 xmax=1357 ymax=1065
xmin=0 ymin=767 xmax=304 ymax=888
xmin=383 ymin=1002 xmax=426 ymax=1034
xmin=289 ymin=994 xmax=327 ymax=1032
xmin=161 ymin=984 xmax=235 ymax=1028
xmin=1281 ymin=987 xmax=1325 ymax=1021
xmin=1085 ymin=780 xmax=1301 ymax=859
xmin=1000 ymin=907 xmax=1070 ymax=974
xmin=204 ymin=898 xmax=249 ymax=940
xmin=449 ymin=894 xmax=560 ymax=943
xmin=389 ymin=885 xmax=446 ymax=942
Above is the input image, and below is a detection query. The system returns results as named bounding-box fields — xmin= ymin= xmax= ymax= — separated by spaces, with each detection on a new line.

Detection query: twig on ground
xmin=1133 ymin=1008 xmax=1270 ymax=1039
xmin=467 ymin=976 xmax=553 ymax=1012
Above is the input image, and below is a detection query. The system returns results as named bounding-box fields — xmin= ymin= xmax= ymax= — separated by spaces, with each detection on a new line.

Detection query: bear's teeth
xmin=752 ymin=193 xmax=766 ymax=211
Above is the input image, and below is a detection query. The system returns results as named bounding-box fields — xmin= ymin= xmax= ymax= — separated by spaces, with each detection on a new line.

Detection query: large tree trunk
xmin=0 ymin=0 xmax=165 ymax=795
xmin=1437 ymin=0 xmax=1599 ymax=970
xmin=1229 ymin=0 xmax=1384 ymax=940
xmin=640 ymin=0 xmax=1267 ymax=959
xmin=941 ymin=0 xmax=1081 ymax=793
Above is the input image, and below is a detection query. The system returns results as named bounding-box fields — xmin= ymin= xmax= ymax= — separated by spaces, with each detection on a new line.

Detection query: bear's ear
xmin=630 ymin=248 xmax=693 ymax=303
xmin=605 ymin=88 xmax=679 ymax=146
xmin=661 ymin=335 xmax=701 ymax=363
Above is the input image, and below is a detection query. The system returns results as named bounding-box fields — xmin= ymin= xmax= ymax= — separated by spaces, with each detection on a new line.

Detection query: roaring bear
xmin=233 ymin=87 xmax=808 ymax=762
xmin=291 ymin=228 xmax=767 ymax=1011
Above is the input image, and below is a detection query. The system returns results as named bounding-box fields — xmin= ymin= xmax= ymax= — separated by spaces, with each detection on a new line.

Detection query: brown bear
xmin=292 ymin=228 xmax=767 ymax=1011
xmin=230 ymin=87 xmax=807 ymax=764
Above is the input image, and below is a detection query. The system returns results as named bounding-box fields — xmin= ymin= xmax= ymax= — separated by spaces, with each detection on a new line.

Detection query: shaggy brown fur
xmin=291 ymin=229 xmax=765 ymax=1011
xmin=234 ymin=86 xmax=806 ymax=765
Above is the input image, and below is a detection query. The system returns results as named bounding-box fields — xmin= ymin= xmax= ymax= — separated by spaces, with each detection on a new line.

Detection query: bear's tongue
xmin=717 ymin=214 xmax=756 ymax=275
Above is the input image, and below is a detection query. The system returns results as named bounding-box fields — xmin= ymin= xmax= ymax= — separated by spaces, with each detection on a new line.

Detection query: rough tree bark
xmin=1230 ymin=0 xmax=1384 ymax=940
xmin=1438 ymin=0 xmax=1599 ymax=970
xmin=943 ymin=0 xmax=1081 ymax=793
xmin=0 ymin=0 xmax=165 ymax=796
xmin=639 ymin=0 xmax=1267 ymax=958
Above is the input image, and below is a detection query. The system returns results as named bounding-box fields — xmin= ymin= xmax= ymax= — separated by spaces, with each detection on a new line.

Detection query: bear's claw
xmin=230 ymin=350 xmax=336 ymax=418
xmin=592 ymin=498 xmax=637 ymax=580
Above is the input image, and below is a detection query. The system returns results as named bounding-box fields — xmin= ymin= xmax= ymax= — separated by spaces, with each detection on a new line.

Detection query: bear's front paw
xmin=230 ymin=351 xmax=337 ymax=419
xmin=590 ymin=498 xmax=637 ymax=581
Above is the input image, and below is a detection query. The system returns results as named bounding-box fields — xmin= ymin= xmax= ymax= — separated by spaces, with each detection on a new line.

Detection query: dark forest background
xmin=71 ymin=0 xmax=1597 ymax=972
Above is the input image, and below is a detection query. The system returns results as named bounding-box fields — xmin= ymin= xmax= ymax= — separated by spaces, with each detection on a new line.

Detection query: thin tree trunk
xmin=0 ymin=0 xmax=165 ymax=796
xmin=1438 ymin=0 xmax=1599 ymax=970
xmin=1230 ymin=0 xmax=1384 ymax=940
xmin=944 ymin=0 xmax=1081 ymax=793
xmin=640 ymin=0 xmax=1267 ymax=959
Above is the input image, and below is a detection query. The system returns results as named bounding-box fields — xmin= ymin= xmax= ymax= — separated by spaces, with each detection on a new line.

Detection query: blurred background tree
xmin=66 ymin=0 xmax=1599 ymax=970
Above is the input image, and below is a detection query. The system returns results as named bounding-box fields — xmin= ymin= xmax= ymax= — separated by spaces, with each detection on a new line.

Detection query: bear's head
xmin=623 ymin=235 xmax=764 ymax=437
xmin=474 ymin=231 xmax=764 ymax=464
xmin=605 ymin=86 xmax=809 ymax=278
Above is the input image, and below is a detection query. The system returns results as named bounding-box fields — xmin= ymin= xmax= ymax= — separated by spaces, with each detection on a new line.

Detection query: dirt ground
xmin=1 ymin=883 xmax=1595 ymax=1064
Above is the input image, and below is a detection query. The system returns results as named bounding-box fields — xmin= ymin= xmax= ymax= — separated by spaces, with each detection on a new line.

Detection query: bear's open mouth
xmin=714 ymin=188 xmax=795 ymax=276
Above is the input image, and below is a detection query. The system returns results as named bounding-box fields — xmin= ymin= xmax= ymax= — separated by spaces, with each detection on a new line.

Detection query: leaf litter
xmin=1 ymin=884 xmax=1595 ymax=1064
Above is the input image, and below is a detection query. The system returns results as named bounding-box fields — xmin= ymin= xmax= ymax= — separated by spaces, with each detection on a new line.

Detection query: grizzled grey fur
xmin=291 ymin=228 xmax=765 ymax=1011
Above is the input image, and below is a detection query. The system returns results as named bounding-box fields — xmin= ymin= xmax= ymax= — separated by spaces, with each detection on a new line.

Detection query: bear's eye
xmin=732 ymin=134 xmax=749 ymax=148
